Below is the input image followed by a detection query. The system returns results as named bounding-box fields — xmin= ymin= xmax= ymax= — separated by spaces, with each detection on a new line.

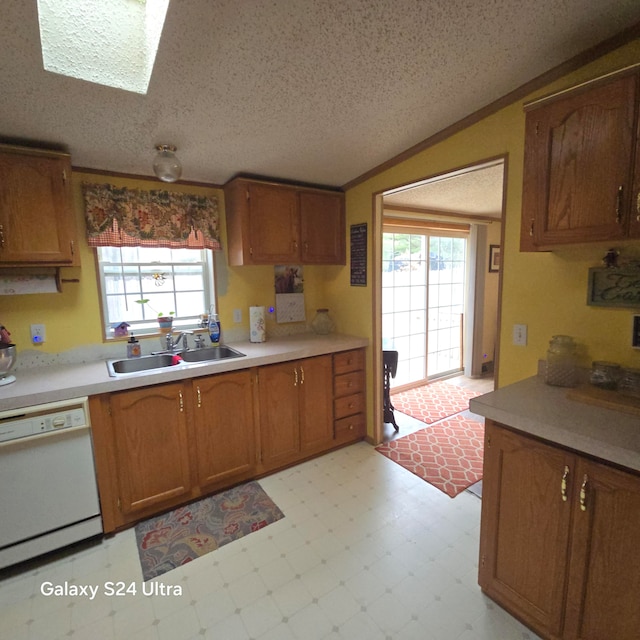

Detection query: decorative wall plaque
xmin=587 ymin=267 xmax=640 ymax=308
xmin=350 ymin=223 xmax=367 ymax=286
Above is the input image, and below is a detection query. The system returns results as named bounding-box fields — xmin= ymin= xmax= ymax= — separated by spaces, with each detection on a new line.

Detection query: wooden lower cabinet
xmin=479 ymin=420 xmax=640 ymax=640
xmin=91 ymin=371 xmax=257 ymax=532
xmin=192 ymin=370 xmax=258 ymax=490
xmin=91 ymin=351 xmax=366 ymax=532
xmin=333 ymin=349 xmax=366 ymax=444
xmin=258 ymin=355 xmax=334 ymax=471
xmin=109 ymin=382 xmax=193 ymax=518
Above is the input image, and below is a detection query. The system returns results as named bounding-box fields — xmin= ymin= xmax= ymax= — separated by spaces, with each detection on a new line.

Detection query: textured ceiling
xmin=1 ymin=0 xmax=640 ymax=189
xmin=384 ymin=163 xmax=505 ymax=219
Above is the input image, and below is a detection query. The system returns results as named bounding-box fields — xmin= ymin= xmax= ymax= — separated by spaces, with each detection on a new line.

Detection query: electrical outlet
xmin=513 ymin=324 xmax=527 ymax=346
xmin=31 ymin=324 xmax=46 ymax=344
xmin=233 ymin=309 xmax=242 ymax=323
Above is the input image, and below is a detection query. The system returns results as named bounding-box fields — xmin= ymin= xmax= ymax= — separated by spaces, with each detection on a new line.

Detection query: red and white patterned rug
xmin=391 ymin=380 xmax=481 ymax=424
xmin=376 ymin=414 xmax=485 ymax=498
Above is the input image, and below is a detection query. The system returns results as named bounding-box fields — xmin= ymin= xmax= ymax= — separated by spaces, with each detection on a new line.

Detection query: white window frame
xmin=96 ymin=246 xmax=215 ymax=340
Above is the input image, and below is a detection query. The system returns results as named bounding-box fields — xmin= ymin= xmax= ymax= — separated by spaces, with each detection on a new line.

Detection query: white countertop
xmin=470 ymin=375 xmax=640 ymax=473
xmin=0 ymin=333 xmax=368 ymax=413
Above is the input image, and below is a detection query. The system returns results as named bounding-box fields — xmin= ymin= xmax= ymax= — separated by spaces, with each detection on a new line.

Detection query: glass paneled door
xmin=382 ymin=231 xmax=467 ymax=388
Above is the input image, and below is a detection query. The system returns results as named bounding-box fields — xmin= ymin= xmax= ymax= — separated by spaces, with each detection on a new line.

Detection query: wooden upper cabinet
xmin=521 ymin=71 xmax=640 ymax=251
xmin=299 ymin=191 xmax=345 ymax=264
xmin=0 ymin=145 xmax=79 ymax=265
xmin=225 ymin=176 xmax=345 ymax=265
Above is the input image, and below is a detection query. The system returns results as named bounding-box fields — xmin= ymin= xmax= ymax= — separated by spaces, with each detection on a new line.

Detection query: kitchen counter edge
xmin=0 ymin=334 xmax=369 ymax=412
xmin=469 ymin=375 xmax=640 ymax=474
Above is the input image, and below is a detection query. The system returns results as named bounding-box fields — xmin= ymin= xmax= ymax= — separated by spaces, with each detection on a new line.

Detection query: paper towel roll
xmin=249 ymin=306 xmax=266 ymax=342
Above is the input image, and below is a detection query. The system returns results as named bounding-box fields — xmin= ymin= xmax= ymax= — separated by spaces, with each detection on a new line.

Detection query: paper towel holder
xmin=0 ymin=267 xmax=80 ymax=295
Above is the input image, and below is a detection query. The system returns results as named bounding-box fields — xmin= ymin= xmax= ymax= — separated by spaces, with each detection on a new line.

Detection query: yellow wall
xmin=329 ymin=39 xmax=640 ymax=427
xmin=4 ymin=40 xmax=640 ymax=440
xmin=0 ymin=172 xmax=337 ymax=352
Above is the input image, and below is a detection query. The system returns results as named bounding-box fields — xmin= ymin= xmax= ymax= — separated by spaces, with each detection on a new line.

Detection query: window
xmin=97 ymin=246 xmax=214 ymax=339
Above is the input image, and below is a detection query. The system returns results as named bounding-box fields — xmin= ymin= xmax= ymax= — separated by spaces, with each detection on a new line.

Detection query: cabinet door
xmin=192 ymin=371 xmax=257 ymax=489
xmin=248 ymin=183 xmax=300 ymax=263
xmin=110 ymin=383 xmax=192 ymax=516
xmin=479 ymin=421 xmax=574 ymax=637
xmin=521 ymin=74 xmax=637 ymax=249
xmin=299 ymin=355 xmax=334 ymax=453
xmin=563 ymin=458 xmax=640 ymax=640
xmin=0 ymin=149 xmax=77 ymax=264
xmin=299 ymin=191 xmax=345 ymax=264
xmin=258 ymin=361 xmax=300 ymax=469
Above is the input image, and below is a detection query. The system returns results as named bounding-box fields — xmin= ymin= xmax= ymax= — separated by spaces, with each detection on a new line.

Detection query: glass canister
xmin=589 ymin=361 xmax=621 ymax=390
xmin=311 ymin=308 xmax=334 ymax=335
xmin=545 ymin=335 xmax=578 ymax=387
xmin=618 ymin=368 xmax=640 ymax=399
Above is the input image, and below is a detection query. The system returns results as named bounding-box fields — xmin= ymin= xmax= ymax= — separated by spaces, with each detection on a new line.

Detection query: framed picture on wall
xmin=489 ymin=245 xmax=501 ymax=272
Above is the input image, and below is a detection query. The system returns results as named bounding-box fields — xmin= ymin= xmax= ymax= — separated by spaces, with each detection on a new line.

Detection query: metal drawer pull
xmin=294 ymin=368 xmax=298 ymax=386
xmin=561 ymin=465 xmax=569 ymax=502
xmin=0 ymin=224 xmax=4 ymax=247
xmin=196 ymin=386 xmax=202 ymax=408
xmin=179 ymin=390 xmax=184 ymax=412
xmin=580 ymin=474 xmax=588 ymax=511
xmin=300 ymin=366 xmax=304 ymax=385
xmin=529 ymin=219 xmax=534 ymax=237
xmin=616 ymin=185 xmax=623 ymax=224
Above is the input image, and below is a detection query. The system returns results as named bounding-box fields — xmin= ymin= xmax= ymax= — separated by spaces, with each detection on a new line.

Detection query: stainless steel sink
xmin=106 ymin=345 xmax=246 ymax=376
xmin=106 ymin=353 xmax=176 ymax=376
xmin=178 ymin=345 xmax=246 ymax=362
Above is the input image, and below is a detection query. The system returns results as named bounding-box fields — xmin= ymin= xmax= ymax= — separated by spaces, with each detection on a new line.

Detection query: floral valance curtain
xmin=82 ymin=183 xmax=221 ymax=250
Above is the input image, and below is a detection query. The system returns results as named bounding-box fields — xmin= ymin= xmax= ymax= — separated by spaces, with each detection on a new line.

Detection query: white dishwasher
xmin=0 ymin=397 xmax=103 ymax=569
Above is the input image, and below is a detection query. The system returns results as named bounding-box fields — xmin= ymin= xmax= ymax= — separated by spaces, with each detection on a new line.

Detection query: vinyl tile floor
xmin=0 ymin=440 xmax=542 ymax=640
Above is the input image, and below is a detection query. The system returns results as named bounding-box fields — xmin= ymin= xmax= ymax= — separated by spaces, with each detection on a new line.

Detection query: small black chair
xmin=383 ymin=350 xmax=399 ymax=432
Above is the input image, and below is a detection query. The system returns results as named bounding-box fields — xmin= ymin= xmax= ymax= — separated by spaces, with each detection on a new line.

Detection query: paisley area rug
xmin=376 ymin=414 xmax=485 ymax=498
xmin=135 ymin=481 xmax=284 ymax=580
xmin=391 ymin=380 xmax=481 ymax=424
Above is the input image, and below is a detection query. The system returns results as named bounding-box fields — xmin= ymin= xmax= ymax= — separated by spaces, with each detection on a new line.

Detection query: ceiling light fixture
xmin=153 ymin=145 xmax=182 ymax=182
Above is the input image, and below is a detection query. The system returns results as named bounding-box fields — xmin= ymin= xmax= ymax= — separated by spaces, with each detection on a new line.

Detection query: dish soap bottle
xmin=208 ymin=309 xmax=221 ymax=346
xmin=126 ymin=333 xmax=141 ymax=358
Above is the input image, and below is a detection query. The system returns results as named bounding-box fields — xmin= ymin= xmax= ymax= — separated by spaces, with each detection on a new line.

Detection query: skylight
xmin=37 ymin=0 xmax=170 ymax=95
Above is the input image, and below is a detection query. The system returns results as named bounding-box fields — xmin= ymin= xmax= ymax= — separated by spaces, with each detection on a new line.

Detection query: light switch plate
xmin=513 ymin=324 xmax=527 ymax=346
xmin=233 ymin=309 xmax=242 ymax=323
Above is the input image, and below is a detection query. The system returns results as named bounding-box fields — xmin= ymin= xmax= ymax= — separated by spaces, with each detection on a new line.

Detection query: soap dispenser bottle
xmin=127 ymin=333 xmax=141 ymax=358
xmin=208 ymin=307 xmax=221 ymax=346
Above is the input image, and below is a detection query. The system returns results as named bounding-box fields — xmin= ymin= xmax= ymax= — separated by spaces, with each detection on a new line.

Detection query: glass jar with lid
xmin=545 ymin=335 xmax=578 ymax=387
xmin=589 ymin=361 xmax=621 ymax=390
xmin=311 ymin=308 xmax=334 ymax=335
xmin=618 ymin=368 xmax=640 ymax=399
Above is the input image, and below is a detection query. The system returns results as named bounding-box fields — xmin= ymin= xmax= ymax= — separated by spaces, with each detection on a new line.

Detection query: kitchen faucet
xmin=165 ymin=330 xmax=193 ymax=352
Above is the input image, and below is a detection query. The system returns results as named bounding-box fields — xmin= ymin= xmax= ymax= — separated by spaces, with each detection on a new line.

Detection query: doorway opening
xmin=372 ymin=157 xmax=506 ymax=444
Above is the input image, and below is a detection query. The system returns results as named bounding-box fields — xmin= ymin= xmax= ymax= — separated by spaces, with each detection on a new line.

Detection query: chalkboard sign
xmin=350 ymin=223 xmax=367 ymax=286
xmin=587 ymin=267 xmax=640 ymax=308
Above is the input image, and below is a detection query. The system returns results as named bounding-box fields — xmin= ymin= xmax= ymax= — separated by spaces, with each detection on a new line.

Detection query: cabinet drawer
xmin=335 ymin=392 xmax=365 ymax=419
xmin=334 ymin=370 xmax=364 ymax=398
xmin=335 ymin=413 xmax=365 ymax=443
xmin=334 ymin=349 xmax=364 ymax=375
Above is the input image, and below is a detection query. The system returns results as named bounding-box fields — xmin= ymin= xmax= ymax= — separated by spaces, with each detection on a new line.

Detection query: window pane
xmin=97 ymin=247 xmax=213 ymax=338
